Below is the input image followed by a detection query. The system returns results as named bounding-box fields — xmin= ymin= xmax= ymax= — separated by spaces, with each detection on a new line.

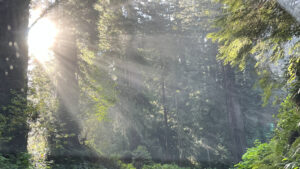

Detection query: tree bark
xmin=223 ymin=65 xmax=246 ymax=162
xmin=0 ymin=0 xmax=30 ymax=154
xmin=161 ymin=68 xmax=170 ymax=161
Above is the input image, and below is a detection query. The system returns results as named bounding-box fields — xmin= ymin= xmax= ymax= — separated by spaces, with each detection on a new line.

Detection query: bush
xmin=0 ymin=153 xmax=32 ymax=169
xmin=236 ymin=97 xmax=300 ymax=169
xmin=142 ymin=163 xmax=190 ymax=169
xmin=132 ymin=146 xmax=152 ymax=169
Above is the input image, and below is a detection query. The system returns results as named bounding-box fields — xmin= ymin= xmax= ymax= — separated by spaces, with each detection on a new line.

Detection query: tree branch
xmin=28 ymin=1 xmax=61 ymax=30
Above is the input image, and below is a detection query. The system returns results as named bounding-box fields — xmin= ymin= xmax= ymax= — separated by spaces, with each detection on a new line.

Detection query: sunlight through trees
xmin=0 ymin=0 xmax=299 ymax=168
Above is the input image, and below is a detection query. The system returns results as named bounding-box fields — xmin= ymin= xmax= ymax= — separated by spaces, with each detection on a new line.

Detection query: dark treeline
xmin=0 ymin=0 xmax=299 ymax=169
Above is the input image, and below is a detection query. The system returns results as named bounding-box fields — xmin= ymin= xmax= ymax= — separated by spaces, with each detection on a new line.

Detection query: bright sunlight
xmin=28 ymin=10 xmax=57 ymax=63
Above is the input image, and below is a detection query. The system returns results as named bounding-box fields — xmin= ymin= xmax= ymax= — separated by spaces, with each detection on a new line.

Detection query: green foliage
xmin=208 ymin=1 xmax=300 ymax=168
xmin=121 ymin=163 xmax=136 ymax=169
xmin=132 ymin=146 xmax=152 ymax=169
xmin=92 ymin=0 xmax=275 ymax=168
xmin=142 ymin=163 xmax=190 ymax=169
xmin=235 ymin=141 xmax=274 ymax=169
xmin=0 ymin=91 xmax=33 ymax=153
xmin=22 ymin=0 xmax=286 ymax=168
xmin=208 ymin=0 xmax=300 ymax=102
xmin=0 ymin=153 xmax=32 ymax=169
xmin=121 ymin=163 xmax=191 ymax=169
xmin=236 ymin=97 xmax=300 ymax=169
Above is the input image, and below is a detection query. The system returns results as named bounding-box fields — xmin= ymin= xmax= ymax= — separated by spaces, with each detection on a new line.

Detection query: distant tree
xmin=94 ymin=0 xmax=274 ymax=168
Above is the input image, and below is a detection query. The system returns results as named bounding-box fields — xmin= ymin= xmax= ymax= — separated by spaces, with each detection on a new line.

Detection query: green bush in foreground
xmin=122 ymin=163 xmax=190 ymax=169
xmin=0 ymin=153 xmax=32 ymax=169
xmin=142 ymin=164 xmax=190 ymax=169
xmin=236 ymin=97 xmax=300 ymax=169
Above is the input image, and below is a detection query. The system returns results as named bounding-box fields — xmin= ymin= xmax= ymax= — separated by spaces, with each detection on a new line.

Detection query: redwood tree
xmin=0 ymin=0 xmax=30 ymax=154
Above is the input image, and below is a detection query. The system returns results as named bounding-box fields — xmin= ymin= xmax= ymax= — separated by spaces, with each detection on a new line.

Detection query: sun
xmin=28 ymin=13 xmax=57 ymax=63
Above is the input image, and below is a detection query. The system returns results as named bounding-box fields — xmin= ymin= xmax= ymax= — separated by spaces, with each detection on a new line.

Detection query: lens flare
xmin=28 ymin=10 xmax=57 ymax=63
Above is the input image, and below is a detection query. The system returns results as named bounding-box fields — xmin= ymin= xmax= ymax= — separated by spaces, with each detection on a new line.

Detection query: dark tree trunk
xmin=0 ymin=0 xmax=30 ymax=154
xmin=223 ymin=65 xmax=246 ymax=162
xmin=161 ymin=68 xmax=170 ymax=161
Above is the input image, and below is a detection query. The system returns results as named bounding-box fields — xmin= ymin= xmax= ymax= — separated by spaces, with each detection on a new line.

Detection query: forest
xmin=0 ymin=0 xmax=299 ymax=168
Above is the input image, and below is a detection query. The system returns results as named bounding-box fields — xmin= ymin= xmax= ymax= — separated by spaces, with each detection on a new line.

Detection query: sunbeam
xmin=28 ymin=9 xmax=57 ymax=63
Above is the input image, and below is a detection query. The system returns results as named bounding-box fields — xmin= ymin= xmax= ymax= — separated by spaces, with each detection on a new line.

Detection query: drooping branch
xmin=28 ymin=0 xmax=62 ymax=30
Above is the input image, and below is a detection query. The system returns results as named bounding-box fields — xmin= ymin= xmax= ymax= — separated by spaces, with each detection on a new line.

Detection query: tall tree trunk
xmin=223 ymin=65 xmax=246 ymax=162
xmin=56 ymin=29 xmax=81 ymax=150
xmin=48 ymin=2 xmax=82 ymax=163
xmin=0 ymin=0 xmax=30 ymax=154
xmin=161 ymin=70 xmax=170 ymax=161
